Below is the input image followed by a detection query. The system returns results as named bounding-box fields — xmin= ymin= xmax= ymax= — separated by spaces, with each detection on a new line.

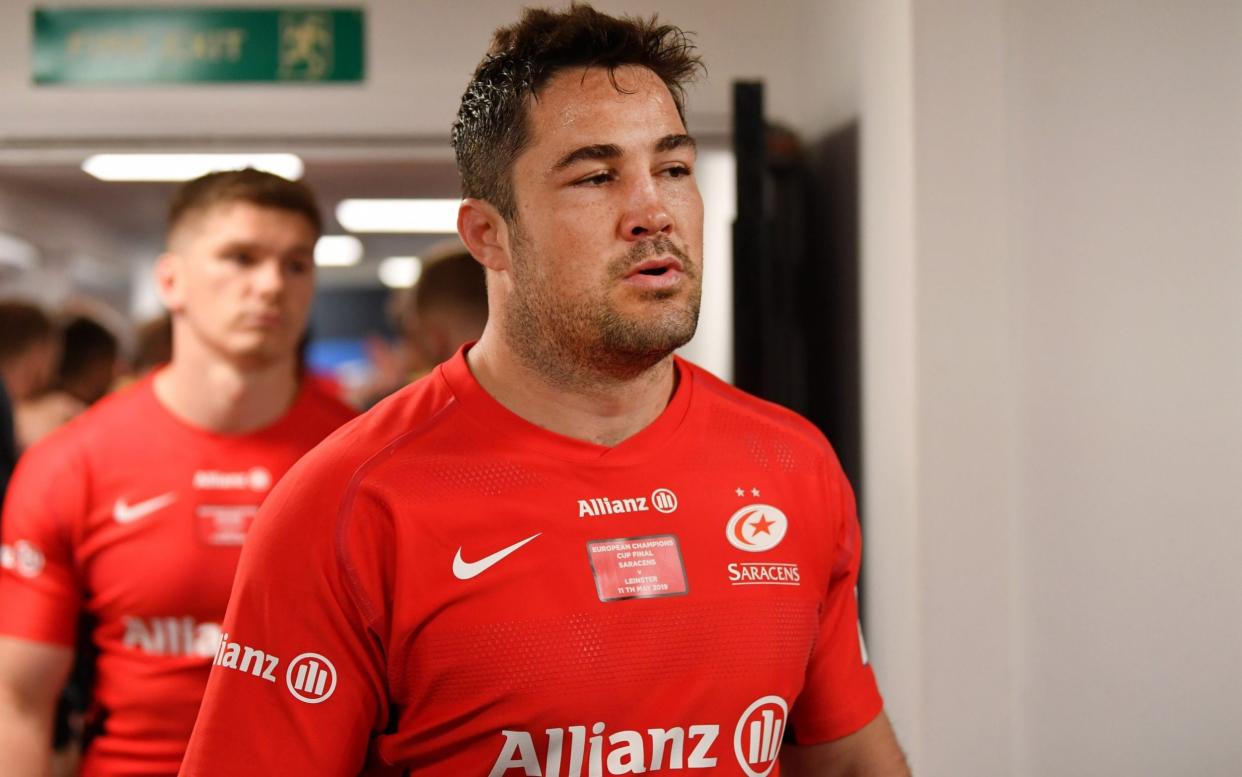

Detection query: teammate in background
xmin=16 ymin=315 xmax=120 ymax=449
xmin=54 ymin=316 xmax=120 ymax=406
xmin=181 ymin=6 xmax=910 ymax=776
xmin=0 ymin=300 xmax=58 ymax=504
xmin=351 ymin=241 xmax=487 ymax=407
xmin=401 ymin=241 xmax=488 ymax=372
xmin=130 ymin=314 xmax=174 ymax=378
xmin=0 ymin=169 xmax=355 ymax=776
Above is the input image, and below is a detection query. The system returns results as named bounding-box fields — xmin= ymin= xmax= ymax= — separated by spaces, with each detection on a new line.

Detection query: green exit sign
xmin=33 ymin=7 xmax=365 ymax=85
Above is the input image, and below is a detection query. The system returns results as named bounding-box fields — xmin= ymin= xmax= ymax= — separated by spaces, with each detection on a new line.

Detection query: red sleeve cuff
xmin=0 ymin=585 xmax=78 ymax=647
xmin=791 ymin=683 xmax=885 ymax=745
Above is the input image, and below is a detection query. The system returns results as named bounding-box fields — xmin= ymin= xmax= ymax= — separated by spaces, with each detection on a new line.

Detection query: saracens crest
xmin=725 ymin=504 xmax=788 ymax=553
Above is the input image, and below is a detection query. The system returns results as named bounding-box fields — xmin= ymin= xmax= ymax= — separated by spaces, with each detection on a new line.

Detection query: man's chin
xmin=600 ymin=313 xmax=699 ymax=361
xmin=223 ymin=338 xmax=297 ymax=371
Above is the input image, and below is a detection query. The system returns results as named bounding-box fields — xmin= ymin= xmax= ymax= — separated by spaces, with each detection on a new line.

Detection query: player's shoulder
xmin=244 ymin=365 xmax=461 ymax=559
xmin=681 ymin=358 xmax=838 ymax=465
xmin=21 ymin=378 xmax=153 ymax=459
xmin=279 ymin=365 xmax=460 ymax=489
xmin=293 ymin=375 xmax=359 ymax=429
xmin=7 ymin=379 xmax=154 ymax=499
xmin=683 ymin=359 xmax=828 ymax=444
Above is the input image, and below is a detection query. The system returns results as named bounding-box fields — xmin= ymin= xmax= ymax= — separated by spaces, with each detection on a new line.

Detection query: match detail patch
xmin=586 ymin=534 xmax=688 ymax=602
xmin=195 ymin=504 xmax=258 ymax=545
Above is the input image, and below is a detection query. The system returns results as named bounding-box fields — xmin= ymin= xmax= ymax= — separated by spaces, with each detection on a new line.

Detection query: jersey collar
xmin=437 ymin=344 xmax=695 ymax=466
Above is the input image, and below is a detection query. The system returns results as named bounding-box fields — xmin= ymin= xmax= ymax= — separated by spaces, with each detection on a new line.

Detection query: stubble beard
xmin=503 ymin=229 xmax=702 ymax=390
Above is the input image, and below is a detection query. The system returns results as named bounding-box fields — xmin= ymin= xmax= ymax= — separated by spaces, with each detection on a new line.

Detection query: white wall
xmin=861 ymin=1 xmax=1242 ymax=775
xmin=858 ymin=0 xmax=922 ymax=759
xmin=1007 ymin=2 xmax=1242 ymax=774
xmin=677 ymin=149 xmax=735 ymax=379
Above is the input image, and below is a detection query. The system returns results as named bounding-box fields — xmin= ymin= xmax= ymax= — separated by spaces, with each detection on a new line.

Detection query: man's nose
xmin=619 ymin=179 xmax=673 ymax=240
xmin=252 ymin=259 xmax=285 ymax=297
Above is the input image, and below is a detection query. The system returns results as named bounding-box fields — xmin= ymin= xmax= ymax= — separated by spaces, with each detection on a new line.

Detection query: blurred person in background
xmin=16 ymin=315 xmax=120 ymax=449
xmin=402 ymin=241 xmax=488 ymax=373
xmin=0 ymin=300 xmax=58 ymax=505
xmin=129 ymin=314 xmax=173 ymax=378
xmin=349 ymin=241 xmax=488 ymax=407
xmin=0 ymin=168 xmax=354 ymax=776
xmin=8 ymin=314 xmax=123 ymax=776
xmin=56 ymin=316 xmax=121 ymax=406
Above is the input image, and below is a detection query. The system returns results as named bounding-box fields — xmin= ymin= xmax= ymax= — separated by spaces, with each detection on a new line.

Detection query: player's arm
xmin=180 ymin=454 xmax=393 ymax=775
xmin=780 ymin=711 xmax=911 ymax=776
xmin=0 ymin=636 xmax=73 ymax=777
xmin=0 ymin=438 xmax=85 ymax=776
xmin=787 ymin=445 xmax=906 ymax=772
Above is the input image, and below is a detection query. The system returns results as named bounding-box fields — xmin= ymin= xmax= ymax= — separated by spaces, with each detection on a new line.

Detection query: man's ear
xmin=154 ymin=251 xmax=185 ymax=314
xmin=457 ymin=198 xmax=512 ymax=273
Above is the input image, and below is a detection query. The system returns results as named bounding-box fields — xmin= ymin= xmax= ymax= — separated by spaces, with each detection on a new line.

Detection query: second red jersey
xmin=180 ymin=349 xmax=882 ymax=776
xmin=0 ymin=374 xmax=354 ymax=776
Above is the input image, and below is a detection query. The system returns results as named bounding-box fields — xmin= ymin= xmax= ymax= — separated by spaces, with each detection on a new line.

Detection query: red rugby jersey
xmin=0 ymin=374 xmax=354 ymax=776
xmin=180 ymin=349 xmax=882 ymax=777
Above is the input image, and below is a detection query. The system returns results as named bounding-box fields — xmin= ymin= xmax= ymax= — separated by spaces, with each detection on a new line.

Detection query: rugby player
xmin=181 ymin=6 xmax=909 ymax=775
xmin=0 ymin=169 xmax=354 ymax=776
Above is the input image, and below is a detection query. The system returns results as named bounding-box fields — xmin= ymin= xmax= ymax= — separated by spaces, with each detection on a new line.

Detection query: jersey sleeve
xmin=788 ymin=450 xmax=884 ymax=744
xmin=179 ymin=447 xmax=395 ymax=776
xmin=0 ymin=435 xmax=85 ymax=646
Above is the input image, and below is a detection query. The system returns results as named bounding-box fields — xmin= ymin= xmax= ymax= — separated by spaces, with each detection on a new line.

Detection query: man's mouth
xmin=626 ymin=256 xmax=684 ymax=278
xmin=244 ymin=311 xmax=284 ymax=328
xmin=623 ymin=256 xmax=685 ymax=290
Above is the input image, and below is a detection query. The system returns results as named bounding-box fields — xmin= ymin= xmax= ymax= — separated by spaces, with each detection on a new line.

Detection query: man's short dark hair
xmin=131 ymin=314 xmax=173 ymax=374
xmin=0 ymin=300 xmax=55 ymax=366
xmin=167 ymin=168 xmax=322 ymax=241
xmin=57 ymin=316 xmax=118 ymax=384
xmin=413 ymin=248 xmax=488 ymax=326
xmin=452 ymin=3 xmax=702 ymax=219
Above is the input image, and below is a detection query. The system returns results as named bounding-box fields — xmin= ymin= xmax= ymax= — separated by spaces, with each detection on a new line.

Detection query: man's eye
xmin=664 ymin=165 xmax=692 ymax=178
xmin=576 ymin=172 xmax=613 ymax=186
xmin=227 ymin=252 xmax=255 ymax=265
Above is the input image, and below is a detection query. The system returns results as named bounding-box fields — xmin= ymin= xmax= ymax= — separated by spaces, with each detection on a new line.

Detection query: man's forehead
xmin=524 ymin=65 xmax=687 ymax=159
xmin=551 ymin=65 xmax=674 ymax=108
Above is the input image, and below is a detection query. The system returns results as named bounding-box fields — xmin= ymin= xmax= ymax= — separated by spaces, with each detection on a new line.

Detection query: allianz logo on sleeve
xmin=211 ymin=632 xmax=338 ymax=704
xmin=0 ymin=540 xmax=45 ymax=578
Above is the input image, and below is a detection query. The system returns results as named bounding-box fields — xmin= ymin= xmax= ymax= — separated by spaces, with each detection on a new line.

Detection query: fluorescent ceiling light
xmin=81 ymin=153 xmax=303 ymax=182
xmin=314 ymin=235 xmax=364 ymax=267
xmin=0 ymin=231 xmax=39 ymax=269
xmin=378 ymin=256 xmax=423 ymax=289
xmin=336 ymin=199 xmax=460 ymax=234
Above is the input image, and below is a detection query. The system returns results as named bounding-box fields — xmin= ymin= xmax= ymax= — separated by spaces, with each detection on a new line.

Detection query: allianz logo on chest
xmin=122 ymin=615 xmax=220 ymax=657
xmin=489 ymin=695 xmax=788 ymax=777
xmin=578 ymin=488 xmax=678 ymax=518
xmin=192 ymin=466 xmax=272 ymax=492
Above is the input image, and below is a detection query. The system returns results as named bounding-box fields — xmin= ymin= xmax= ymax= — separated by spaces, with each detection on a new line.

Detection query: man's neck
xmin=153 ymin=349 xmax=300 ymax=435
xmin=467 ymin=333 xmax=677 ymax=447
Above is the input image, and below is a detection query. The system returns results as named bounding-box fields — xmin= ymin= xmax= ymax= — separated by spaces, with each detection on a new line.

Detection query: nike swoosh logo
xmin=113 ymin=492 xmax=177 ymax=524
xmin=453 ymin=533 xmax=542 ymax=580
